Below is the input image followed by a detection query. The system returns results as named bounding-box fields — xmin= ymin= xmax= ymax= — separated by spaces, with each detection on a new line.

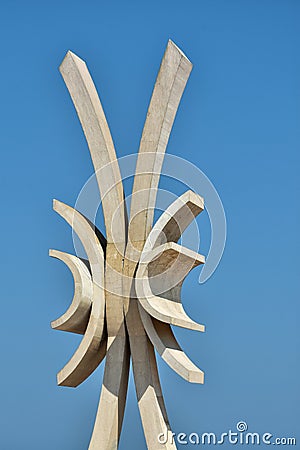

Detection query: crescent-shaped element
xmin=144 ymin=190 xmax=204 ymax=252
xmin=53 ymin=199 xmax=106 ymax=387
xmin=50 ymin=249 xmax=92 ymax=335
xmin=128 ymin=40 xmax=193 ymax=246
xmin=59 ymin=51 xmax=126 ymax=245
xmin=136 ymin=242 xmax=205 ymax=331
xmin=139 ymin=306 xmax=204 ymax=384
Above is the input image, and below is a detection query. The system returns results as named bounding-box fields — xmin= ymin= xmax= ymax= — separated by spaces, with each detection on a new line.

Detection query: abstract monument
xmin=51 ymin=40 xmax=206 ymax=449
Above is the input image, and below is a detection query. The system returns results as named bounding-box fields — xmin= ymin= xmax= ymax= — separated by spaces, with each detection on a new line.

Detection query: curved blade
xmin=59 ymin=51 xmax=127 ymax=245
xmin=139 ymin=305 xmax=204 ymax=384
xmin=53 ymin=200 xmax=106 ymax=386
xmin=136 ymin=242 xmax=205 ymax=331
xmin=128 ymin=41 xmax=193 ymax=246
xmin=50 ymin=249 xmax=92 ymax=335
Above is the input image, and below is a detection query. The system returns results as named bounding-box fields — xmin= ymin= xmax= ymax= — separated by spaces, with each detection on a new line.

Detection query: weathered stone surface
xmin=51 ymin=40 xmax=205 ymax=450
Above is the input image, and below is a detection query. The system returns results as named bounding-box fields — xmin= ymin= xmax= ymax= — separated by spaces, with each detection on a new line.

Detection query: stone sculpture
xmin=51 ymin=39 xmax=205 ymax=449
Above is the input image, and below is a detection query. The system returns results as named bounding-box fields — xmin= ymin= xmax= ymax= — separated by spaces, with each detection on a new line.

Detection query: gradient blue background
xmin=0 ymin=0 xmax=299 ymax=448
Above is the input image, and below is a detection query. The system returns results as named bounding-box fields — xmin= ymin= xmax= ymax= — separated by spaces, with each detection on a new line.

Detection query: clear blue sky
xmin=0 ymin=0 xmax=299 ymax=448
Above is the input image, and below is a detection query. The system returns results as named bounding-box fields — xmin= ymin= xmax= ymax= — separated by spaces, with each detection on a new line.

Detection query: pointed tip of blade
xmin=59 ymin=49 xmax=86 ymax=73
xmin=52 ymin=198 xmax=59 ymax=210
xmin=188 ymin=369 xmax=205 ymax=384
xmin=174 ymin=318 xmax=205 ymax=332
xmin=167 ymin=39 xmax=192 ymax=66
